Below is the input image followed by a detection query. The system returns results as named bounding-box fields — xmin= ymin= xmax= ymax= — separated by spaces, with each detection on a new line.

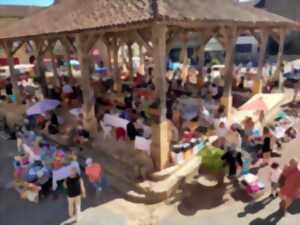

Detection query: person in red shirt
xmin=85 ymin=158 xmax=103 ymax=192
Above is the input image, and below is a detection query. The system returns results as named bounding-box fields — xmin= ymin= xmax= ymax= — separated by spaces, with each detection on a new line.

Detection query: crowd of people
xmin=2 ymin=55 xmax=300 ymax=220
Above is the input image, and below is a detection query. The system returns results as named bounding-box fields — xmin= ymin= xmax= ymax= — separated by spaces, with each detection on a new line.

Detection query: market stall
xmin=13 ymin=130 xmax=80 ymax=203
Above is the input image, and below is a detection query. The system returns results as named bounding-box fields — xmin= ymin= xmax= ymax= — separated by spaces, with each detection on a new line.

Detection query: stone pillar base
xmin=221 ymin=96 xmax=233 ymax=122
xmin=83 ymin=113 xmax=98 ymax=136
xmin=252 ymin=80 xmax=263 ymax=94
xmin=151 ymin=121 xmax=171 ymax=171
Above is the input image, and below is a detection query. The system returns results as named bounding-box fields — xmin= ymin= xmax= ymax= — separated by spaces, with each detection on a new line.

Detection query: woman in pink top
xmin=279 ymin=158 xmax=300 ymax=215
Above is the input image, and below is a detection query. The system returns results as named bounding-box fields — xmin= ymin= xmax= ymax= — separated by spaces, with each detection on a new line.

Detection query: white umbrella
xmin=26 ymin=99 xmax=60 ymax=116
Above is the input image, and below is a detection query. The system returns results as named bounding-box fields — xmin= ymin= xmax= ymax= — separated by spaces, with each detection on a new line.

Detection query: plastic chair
xmin=115 ymin=127 xmax=126 ymax=141
xmin=100 ymin=121 xmax=112 ymax=140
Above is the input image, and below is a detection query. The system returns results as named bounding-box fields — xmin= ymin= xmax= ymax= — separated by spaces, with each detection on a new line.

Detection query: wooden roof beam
xmin=84 ymin=33 xmax=103 ymax=52
xmin=270 ymin=28 xmax=289 ymax=44
xmin=10 ymin=41 xmax=25 ymax=55
xmin=60 ymin=36 xmax=77 ymax=53
xmin=130 ymin=30 xmax=153 ymax=54
xmin=270 ymin=31 xmax=280 ymax=43
xmin=198 ymin=30 xmax=214 ymax=46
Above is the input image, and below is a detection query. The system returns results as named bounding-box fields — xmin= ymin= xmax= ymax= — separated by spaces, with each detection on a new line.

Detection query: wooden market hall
xmin=0 ymin=0 xmax=299 ymax=201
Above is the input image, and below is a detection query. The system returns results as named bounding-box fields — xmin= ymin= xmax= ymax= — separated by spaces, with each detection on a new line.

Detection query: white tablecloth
xmin=52 ymin=161 xmax=80 ymax=190
xmin=103 ymin=114 xmax=129 ymax=129
xmin=134 ymin=136 xmax=152 ymax=155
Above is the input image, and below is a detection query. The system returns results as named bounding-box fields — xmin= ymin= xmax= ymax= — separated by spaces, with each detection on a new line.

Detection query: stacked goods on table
xmin=270 ymin=112 xmax=297 ymax=142
xmin=13 ymin=130 xmax=79 ymax=203
xmin=171 ymin=136 xmax=207 ymax=164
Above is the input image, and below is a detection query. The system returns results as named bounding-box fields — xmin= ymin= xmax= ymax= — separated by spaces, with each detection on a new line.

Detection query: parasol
xmin=240 ymin=97 xmax=268 ymax=112
xmin=26 ymin=99 xmax=60 ymax=116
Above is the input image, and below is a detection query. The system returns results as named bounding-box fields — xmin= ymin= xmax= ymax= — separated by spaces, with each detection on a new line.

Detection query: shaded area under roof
xmin=0 ymin=0 xmax=297 ymax=40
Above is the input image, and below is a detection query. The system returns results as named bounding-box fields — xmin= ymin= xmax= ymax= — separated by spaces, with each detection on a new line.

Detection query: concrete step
xmin=106 ymin=171 xmax=158 ymax=204
xmin=149 ymin=164 xmax=180 ymax=181
xmin=42 ymin=131 xmax=204 ymax=204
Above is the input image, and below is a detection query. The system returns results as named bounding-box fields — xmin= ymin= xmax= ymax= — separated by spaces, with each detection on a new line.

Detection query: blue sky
xmin=0 ymin=0 xmax=54 ymax=6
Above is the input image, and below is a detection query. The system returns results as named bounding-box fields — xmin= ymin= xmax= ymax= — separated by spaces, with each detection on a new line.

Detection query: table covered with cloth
xmin=52 ymin=161 xmax=80 ymax=190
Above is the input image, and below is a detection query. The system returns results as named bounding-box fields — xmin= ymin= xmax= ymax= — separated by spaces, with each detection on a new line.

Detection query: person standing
xmin=64 ymin=167 xmax=86 ymax=222
xmin=85 ymin=158 xmax=103 ymax=192
xmin=126 ymin=119 xmax=138 ymax=141
xmin=5 ymin=78 xmax=13 ymax=96
xmin=262 ymin=127 xmax=272 ymax=165
xmin=279 ymin=158 xmax=300 ymax=215
xmin=221 ymin=148 xmax=237 ymax=178
xmin=269 ymin=162 xmax=282 ymax=198
xmin=225 ymin=125 xmax=242 ymax=150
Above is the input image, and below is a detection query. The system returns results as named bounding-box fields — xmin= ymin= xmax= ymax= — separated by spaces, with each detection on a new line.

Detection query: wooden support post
xmin=49 ymin=41 xmax=60 ymax=87
xmin=66 ymin=52 xmax=73 ymax=77
xmin=273 ymin=29 xmax=287 ymax=92
xmin=197 ymin=45 xmax=205 ymax=71
xmin=127 ymin=42 xmax=134 ymax=82
xmin=253 ymin=29 xmax=269 ymax=94
xmin=221 ymin=27 xmax=238 ymax=120
xmin=139 ymin=44 xmax=145 ymax=75
xmin=197 ymin=31 xmax=212 ymax=70
xmin=2 ymin=41 xmax=22 ymax=104
xmin=107 ymin=45 xmax=113 ymax=71
xmin=180 ymin=32 xmax=189 ymax=81
xmin=112 ymin=36 xmax=121 ymax=93
xmin=96 ymin=38 xmax=108 ymax=67
xmin=60 ymin=37 xmax=75 ymax=77
xmin=76 ymin=34 xmax=98 ymax=135
xmin=151 ymin=24 xmax=170 ymax=171
xmin=33 ymin=39 xmax=49 ymax=98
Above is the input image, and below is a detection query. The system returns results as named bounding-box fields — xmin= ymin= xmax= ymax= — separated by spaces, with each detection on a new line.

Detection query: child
xmin=269 ymin=162 xmax=282 ymax=198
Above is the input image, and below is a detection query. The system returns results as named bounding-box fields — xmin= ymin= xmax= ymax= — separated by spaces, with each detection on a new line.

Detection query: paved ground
xmin=156 ymin=119 xmax=300 ymax=225
xmin=2 ymin=106 xmax=300 ymax=225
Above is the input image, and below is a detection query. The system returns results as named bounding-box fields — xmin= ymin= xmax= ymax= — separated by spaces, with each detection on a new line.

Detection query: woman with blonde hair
xmin=279 ymin=158 xmax=300 ymax=215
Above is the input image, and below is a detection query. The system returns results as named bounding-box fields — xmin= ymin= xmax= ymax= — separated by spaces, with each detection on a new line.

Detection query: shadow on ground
xmin=176 ymin=180 xmax=228 ymax=216
xmin=238 ymin=196 xmax=274 ymax=217
xmin=229 ymin=180 xmax=253 ymax=204
xmin=248 ymin=199 xmax=300 ymax=225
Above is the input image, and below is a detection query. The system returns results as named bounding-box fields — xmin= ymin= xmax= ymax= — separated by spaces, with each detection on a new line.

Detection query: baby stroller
xmin=239 ymin=173 xmax=265 ymax=200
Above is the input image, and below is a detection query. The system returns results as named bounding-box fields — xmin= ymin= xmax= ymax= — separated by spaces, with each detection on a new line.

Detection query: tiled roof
xmin=0 ymin=5 xmax=42 ymax=18
xmin=157 ymin=0 xmax=294 ymax=25
xmin=0 ymin=0 xmax=297 ymax=40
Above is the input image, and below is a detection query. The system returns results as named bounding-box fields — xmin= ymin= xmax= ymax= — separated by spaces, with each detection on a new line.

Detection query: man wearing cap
xmin=85 ymin=158 xmax=103 ymax=192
